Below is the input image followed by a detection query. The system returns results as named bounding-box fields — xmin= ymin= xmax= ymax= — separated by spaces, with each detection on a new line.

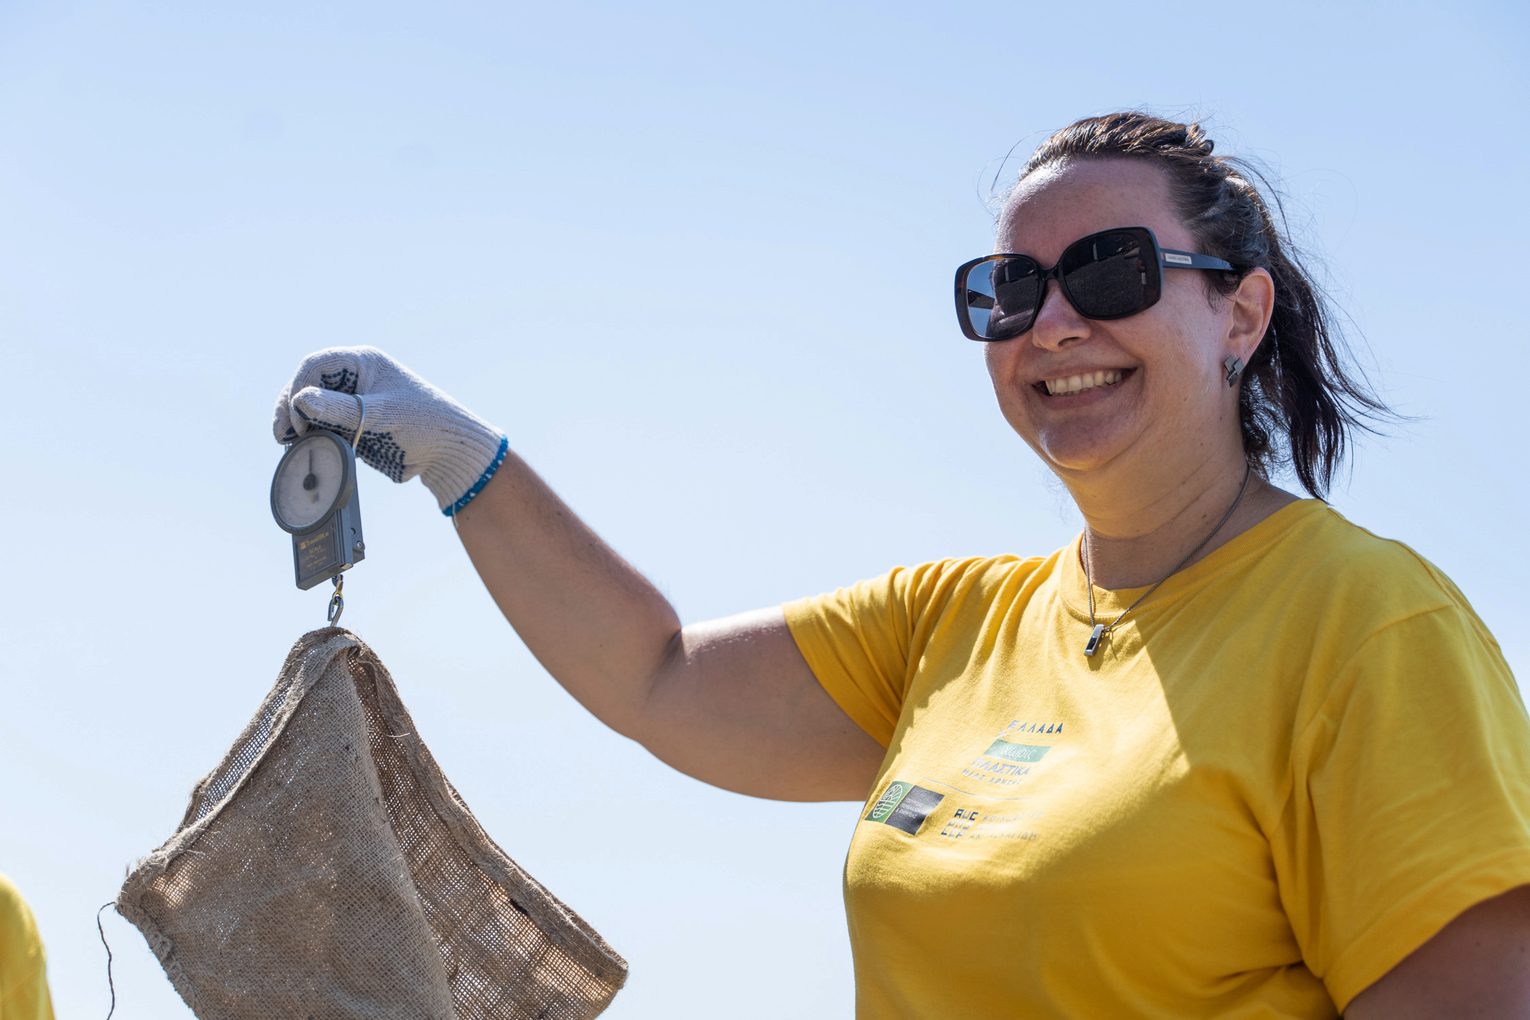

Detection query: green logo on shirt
xmin=985 ymin=739 xmax=1051 ymax=763
xmin=865 ymin=781 xmax=945 ymax=835
xmin=867 ymin=782 xmax=912 ymax=822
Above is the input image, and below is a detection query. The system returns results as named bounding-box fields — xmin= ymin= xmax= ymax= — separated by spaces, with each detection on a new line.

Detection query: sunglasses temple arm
xmin=1161 ymin=248 xmax=1236 ymax=272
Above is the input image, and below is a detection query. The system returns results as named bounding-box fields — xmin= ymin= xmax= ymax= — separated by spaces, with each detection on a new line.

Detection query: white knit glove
xmin=273 ymin=346 xmax=509 ymax=516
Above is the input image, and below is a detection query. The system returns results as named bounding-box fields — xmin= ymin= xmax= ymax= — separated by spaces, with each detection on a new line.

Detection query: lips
xmin=1038 ymin=368 xmax=1132 ymax=396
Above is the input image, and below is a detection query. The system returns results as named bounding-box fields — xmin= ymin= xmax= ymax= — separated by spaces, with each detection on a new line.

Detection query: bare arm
xmin=453 ymin=451 xmax=885 ymax=801
xmin=273 ymin=347 xmax=884 ymax=802
xmin=1344 ymin=884 xmax=1530 ymax=1018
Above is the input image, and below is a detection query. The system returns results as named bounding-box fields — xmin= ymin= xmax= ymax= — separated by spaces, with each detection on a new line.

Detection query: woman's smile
xmin=1036 ymin=367 xmax=1133 ymax=397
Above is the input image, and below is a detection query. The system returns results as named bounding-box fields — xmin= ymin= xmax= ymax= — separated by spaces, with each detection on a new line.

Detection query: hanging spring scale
xmin=269 ymin=394 xmax=368 ymax=627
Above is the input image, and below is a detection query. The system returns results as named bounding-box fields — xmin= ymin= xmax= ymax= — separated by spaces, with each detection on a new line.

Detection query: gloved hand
xmin=273 ymin=346 xmax=509 ymax=516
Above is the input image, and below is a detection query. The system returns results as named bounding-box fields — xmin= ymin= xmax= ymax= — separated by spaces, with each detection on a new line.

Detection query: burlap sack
xmin=117 ymin=628 xmax=627 ymax=1019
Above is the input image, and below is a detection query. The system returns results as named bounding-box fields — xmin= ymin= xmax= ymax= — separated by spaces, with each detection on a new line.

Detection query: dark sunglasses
xmin=954 ymin=226 xmax=1236 ymax=342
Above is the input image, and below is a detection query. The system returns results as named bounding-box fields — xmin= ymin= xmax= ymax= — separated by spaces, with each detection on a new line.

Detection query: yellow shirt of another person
xmin=783 ymin=501 xmax=1530 ymax=1019
xmin=0 ymin=874 xmax=55 ymax=1020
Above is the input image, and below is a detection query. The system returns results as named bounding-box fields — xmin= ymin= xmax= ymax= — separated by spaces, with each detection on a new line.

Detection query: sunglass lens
xmin=961 ymin=257 xmax=1042 ymax=340
xmin=1059 ymin=231 xmax=1153 ymax=319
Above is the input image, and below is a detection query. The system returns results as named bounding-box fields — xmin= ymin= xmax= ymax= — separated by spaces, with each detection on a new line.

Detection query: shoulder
xmin=1264 ymin=505 xmax=1520 ymax=747
xmin=879 ymin=552 xmax=1060 ymax=619
xmin=1231 ymin=503 xmax=1514 ymax=732
xmin=1264 ymin=502 xmax=1488 ymax=632
xmin=795 ymin=553 xmax=1053 ymax=608
xmin=783 ymin=552 xmax=1060 ymax=645
xmin=906 ymin=551 xmax=1053 ymax=591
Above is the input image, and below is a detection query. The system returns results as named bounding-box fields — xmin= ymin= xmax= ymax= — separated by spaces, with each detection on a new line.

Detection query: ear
xmin=1226 ymin=267 xmax=1275 ymax=364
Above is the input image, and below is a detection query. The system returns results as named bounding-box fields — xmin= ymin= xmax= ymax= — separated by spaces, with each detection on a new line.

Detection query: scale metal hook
xmin=327 ymin=574 xmax=345 ymax=626
xmin=325 ymin=393 xmax=363 ymax=628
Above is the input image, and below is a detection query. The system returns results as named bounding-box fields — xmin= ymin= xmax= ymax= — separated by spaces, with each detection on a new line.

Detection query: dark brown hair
xmin=1017 ymin=112 xmax=1392 ymax=498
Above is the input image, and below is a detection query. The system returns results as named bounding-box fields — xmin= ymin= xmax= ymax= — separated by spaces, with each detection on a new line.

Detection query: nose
xmin=1028 ymin=278 xmax=1090 ymax=351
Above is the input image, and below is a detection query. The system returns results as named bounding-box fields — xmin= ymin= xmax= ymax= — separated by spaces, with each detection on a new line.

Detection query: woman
xmin=275 ymin=113 xmax=1530 ymax=1017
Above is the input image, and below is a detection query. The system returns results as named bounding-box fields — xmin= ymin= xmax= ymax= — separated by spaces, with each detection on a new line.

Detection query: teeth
xmin=1045 ymin=369 xmax=1124 ymax=396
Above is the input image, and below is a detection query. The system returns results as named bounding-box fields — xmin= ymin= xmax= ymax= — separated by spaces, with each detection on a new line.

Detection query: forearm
xmin=451 ymin=450 xmax=680 ymax=737
xmin=274 ymin=348 xmax=884 ymax=800
xmin=274 ymin=347 xmax=684 ymax=739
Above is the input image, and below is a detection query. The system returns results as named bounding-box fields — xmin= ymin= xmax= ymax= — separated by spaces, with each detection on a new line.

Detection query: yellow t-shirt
xmin=0 ymin=874 xmax=55 ymax=1020
xmin=783 ymin=501 xmax=1530 ymax=1018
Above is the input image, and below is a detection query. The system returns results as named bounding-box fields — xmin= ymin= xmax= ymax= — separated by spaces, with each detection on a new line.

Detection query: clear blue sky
xmin=2 ymin=2 xmax=1525 ymax=1015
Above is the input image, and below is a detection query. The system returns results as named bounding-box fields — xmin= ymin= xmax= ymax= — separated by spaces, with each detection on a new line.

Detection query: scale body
xmin=271 ymin=428 xmax=366 ymax=590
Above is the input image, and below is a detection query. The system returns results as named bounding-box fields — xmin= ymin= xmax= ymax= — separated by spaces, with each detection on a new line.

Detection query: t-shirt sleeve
xmin=1273 ymin=604 xmax=1530 ymax=1011
xmin=781 ymin=560 xmax=968 ymax=748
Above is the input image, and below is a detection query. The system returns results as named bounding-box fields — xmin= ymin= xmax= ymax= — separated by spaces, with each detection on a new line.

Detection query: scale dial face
xmin=271 ymin=430 xmax=355 ymax=534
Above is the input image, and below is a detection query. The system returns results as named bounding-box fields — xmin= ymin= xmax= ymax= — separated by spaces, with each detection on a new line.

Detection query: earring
xmin=1223 ymin=356 xmax=1243 ymax=388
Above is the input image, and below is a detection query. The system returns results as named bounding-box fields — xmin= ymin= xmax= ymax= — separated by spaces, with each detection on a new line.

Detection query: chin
xmin=1028 ymin=425 xmax=1138 ymax=477
xmin=1039 ymin=451 xmax=1124 ymax=479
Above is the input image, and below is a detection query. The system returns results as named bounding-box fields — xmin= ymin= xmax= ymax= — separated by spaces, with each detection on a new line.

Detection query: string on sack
xmin=97 ymin=900 xmax=117 ymax=1019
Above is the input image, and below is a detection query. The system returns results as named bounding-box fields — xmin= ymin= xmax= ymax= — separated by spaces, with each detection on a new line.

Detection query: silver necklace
xmin=1082 ymin=464 xmax=1253 ymax=657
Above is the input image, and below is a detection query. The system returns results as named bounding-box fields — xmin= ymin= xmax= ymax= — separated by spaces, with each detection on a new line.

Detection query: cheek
xmin=982 ymin=339 xmax=1023 ymax=386
xmin=982 ymin=343 xmax=1021 ymax=406
xmin=1154 ymin=287 xmax=1231 ymax=362
xmin=981 ymin=343 xmax=1005 ymax=396
xmin=981 ymin=343 xmax=1038 ymax=432
xmin=985 ymin=342 xmax=1009 ymax=394
xmin=1132 ymin=308 xmax=1240 ymax=427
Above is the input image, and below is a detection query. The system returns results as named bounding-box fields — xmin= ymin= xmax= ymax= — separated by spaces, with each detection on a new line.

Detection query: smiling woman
xmin=785 ymin=113 xmax=1529 ymax=1017
xmin=271 ymin=112 xmax=1530 ymax=1019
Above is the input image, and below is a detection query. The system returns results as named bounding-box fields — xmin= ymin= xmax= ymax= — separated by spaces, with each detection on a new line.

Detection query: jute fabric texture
xmin=117 ymin=628 xmax=627 ymax=1019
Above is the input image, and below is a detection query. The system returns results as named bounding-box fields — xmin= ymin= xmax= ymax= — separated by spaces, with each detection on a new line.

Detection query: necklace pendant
xmin=1084 ymin=623 xmax=1106 ymax=657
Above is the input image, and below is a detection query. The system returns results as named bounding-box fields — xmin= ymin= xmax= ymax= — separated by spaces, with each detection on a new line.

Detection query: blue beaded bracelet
xmin=443 ymin=435 xmax=511 ymax=518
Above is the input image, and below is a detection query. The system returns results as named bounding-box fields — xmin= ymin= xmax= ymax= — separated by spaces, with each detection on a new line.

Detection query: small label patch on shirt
xmin=865 ymin=781 xmax=945 ymax=835
xmin=983 ymin=738 xmax=1052 ymax=763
